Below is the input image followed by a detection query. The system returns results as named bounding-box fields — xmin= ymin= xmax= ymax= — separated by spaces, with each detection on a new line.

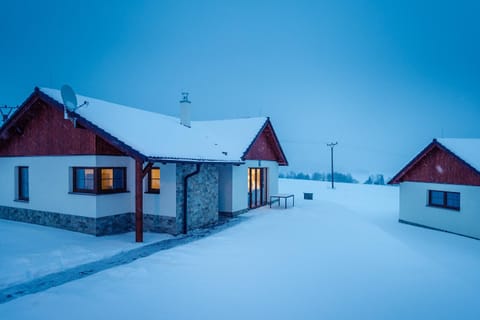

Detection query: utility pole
xmin=327 ymin=142 xmax=338 ymax=189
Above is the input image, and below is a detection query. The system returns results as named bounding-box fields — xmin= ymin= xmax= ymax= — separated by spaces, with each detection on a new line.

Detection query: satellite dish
xmin=61 ymin=85 xmax=78 ymax=112
xmin=60 ymin=84 xmax=88 ymax=126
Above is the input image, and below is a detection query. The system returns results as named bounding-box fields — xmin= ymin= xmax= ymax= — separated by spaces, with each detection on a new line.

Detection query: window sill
xmin=427 ymin=204 xmax=460 ymax=211
xmin=14 ymin=199 xmax=29 ymax=203
xmin=69 ymin=191 xmax=131 ymax=196
xmin=145 ymin=191 xmax=160 ymax=194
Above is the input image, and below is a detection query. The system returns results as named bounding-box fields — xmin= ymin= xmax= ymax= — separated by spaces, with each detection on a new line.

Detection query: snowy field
xmin=0 ymin=220 xmax=172 ymax=289
xmin=1 ymin=179 xmax=480 ymax=319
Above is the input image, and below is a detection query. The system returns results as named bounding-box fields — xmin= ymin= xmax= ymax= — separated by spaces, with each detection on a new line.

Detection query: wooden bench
xmin=270 ymin=194 xmax=295 ymax=208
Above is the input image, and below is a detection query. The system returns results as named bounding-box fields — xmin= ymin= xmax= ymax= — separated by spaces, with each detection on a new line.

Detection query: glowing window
xmin=73 ymin=167 xmax=126 ymax=194
xmin=148 ymin=168 xmax=160 ymax=193
xmin=100 ymin=168 xmax=125 ymax=191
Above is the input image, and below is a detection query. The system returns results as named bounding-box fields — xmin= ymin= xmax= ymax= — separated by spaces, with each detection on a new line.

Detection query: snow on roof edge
xmin=38 ymin=87 xmax=271 ymax=163
xmin=436 ymin=138 xmax=480 ymax=172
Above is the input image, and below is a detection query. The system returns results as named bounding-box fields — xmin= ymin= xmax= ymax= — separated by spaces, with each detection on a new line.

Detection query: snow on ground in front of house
xmin=2 ymin=179 xmax=480 ymax=319
xmin=0 ymin=221 xmax=172 ymax=289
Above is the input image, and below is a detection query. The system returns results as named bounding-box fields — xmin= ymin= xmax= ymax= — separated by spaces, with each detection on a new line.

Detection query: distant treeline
xmin=279 ymin=171 xmax=386 ymax=185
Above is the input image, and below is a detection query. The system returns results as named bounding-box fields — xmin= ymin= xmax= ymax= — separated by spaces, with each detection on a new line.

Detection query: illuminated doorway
xmin=248 ymin=168 xmax=268 ymax=208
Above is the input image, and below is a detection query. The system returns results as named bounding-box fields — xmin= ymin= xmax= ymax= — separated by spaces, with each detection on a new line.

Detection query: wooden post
xmin=135 ymin=159 xmax=143 ymax=242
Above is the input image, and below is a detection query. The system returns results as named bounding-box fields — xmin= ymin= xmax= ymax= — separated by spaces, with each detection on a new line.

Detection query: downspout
xmin=183 ymin=163 xmax=201 ymax=234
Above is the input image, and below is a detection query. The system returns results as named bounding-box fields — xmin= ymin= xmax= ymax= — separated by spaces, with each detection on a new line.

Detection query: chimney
xmin=180 ymin=92 xmax=191 ymax=127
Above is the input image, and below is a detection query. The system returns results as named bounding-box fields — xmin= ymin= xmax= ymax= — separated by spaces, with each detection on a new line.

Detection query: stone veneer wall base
xmin=0 ymin=205 xmax=97 ymax=234
xmin=0 ymin=205 xmax=136 ymax=236
xmin=219 ymin=208 xmax=249 ymax=218
xmin=96 ymin=213 xmax=134 ymax=236
xmin=143 ymin=214 xmax=178 ymax=235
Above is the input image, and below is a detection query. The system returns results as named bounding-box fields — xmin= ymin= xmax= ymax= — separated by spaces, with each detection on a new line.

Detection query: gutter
xmin=147 ymin=157 xmax=244 ymax=165
xmin=183 ymin=163 xmax=201 ymax=234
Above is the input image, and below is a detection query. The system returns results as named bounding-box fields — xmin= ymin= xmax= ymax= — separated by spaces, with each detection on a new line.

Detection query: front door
xmin=248 ymin=168 xmax=268 ymax=208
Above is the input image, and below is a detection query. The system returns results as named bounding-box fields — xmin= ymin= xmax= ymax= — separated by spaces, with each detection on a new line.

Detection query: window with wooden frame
xmin=428 ymin=190 xmax=460 ymax=211
xmin=73 ymin=167 xmax=95 ymax=193
xmin=147 ymin=167 xmax=160 ymax=193
xmin=100 ymin=168 xmax=126 ymax=192
xmin=17 ymin=166 xmax=29 ymax=201
xmin=73 ymin=167 xmax=126 ymax=194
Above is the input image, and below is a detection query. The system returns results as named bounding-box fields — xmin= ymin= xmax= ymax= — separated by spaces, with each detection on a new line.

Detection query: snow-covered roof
xmin=39 ymin=88 xmax=267 ymax=163
xmin=389 ymin=137 xmax=480 ymax=184
xmin=437 ymin=138 xmax=480 ymax=172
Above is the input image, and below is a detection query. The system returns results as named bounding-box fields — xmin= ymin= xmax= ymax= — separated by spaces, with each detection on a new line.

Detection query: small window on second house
xmin=428 ymin=190 xmax=460 ymax=211
xmin=148 ymin=168 xmax=160 ymax=193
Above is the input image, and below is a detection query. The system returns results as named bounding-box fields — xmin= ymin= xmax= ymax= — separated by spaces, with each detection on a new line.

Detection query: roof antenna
xmin=181 ymin=92 xmax=190 ymax=103
xmin=60 ymin=85 xmax=89 ymax=127
xmin=0 ymin=105 xmax=18 ymax=124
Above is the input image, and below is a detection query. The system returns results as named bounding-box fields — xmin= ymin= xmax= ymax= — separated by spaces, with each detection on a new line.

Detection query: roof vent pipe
xmin=180 ymin=92 xmax=191 ymax=127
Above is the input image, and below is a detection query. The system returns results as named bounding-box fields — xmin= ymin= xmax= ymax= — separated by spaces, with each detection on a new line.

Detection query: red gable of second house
xmin=389 ymin=140 xmax=480 ymax=186
xmin=243 ymin=120 xmax=288 ymax=165
xmin=0 ymin=90 xmax=126 ymax=157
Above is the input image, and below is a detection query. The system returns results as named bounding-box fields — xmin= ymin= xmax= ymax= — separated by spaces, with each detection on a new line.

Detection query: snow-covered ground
xmin=0 ymin=220 xmax=172 ymax=289
xmin=1 ymin=179 xmax=480 ymax=319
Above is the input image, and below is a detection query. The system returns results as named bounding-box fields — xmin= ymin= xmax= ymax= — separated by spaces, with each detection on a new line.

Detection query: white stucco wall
xmin=262 ymin=160 xmax=279 ymax=196
xmin=0 ymin=155 xmax=283 ymax=220
xmin=244 ymin=160 xmax=279 ymax=197
xmin=218 ymin=165 xmax=233 ymax=212
xmin=1 ymin=156 xmax=97 ymax=217
xmin=143 ymin=163 xmax=176 ymax=217
xmin=232 ymin=163 xmax=248 ymax=212
xmin=218 ymin=160 xmax=279 ymax=213
xmin=94 ymin=156 xmax=135 ymax=217
xmin=0 ymin=155 xmax=138 ymax=218
xmin=399 ymin=181 xmax=480 ymax=239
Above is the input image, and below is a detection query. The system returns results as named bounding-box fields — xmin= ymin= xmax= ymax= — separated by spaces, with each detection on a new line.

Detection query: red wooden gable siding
xmin=243 ymin=121 xmax=287 ymax=165
xmin=391 ymin=144 xmax=480 ymax=186
xmin=0 ymin=99 xmax=124 ymax=157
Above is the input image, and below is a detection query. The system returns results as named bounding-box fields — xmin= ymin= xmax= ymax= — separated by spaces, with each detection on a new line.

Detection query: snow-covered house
xmin=0 ymin=87 xmax=287 ymax=241
xmin=389 ymin=138 xmax=480 ymax=239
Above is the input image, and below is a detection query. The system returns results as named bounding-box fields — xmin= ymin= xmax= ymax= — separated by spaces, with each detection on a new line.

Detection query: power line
xmin=282 ymin=139 xmax=411 ymax=159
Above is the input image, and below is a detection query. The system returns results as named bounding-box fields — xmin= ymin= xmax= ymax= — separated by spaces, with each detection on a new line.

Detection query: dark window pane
xmin=75 ymin=168 xmax=95 ymax=191
xmin=446 ymin=192 xmax=460 ymax=209
xmin=113 ymin=168 xmax=125 ymax=189
xmin=430 ymin=191 xmax=444 ymax=206
xmin=428 ymin=190 xmax=460 ymax=211
xmin=18 ymin=167 xmax=29 ymax=200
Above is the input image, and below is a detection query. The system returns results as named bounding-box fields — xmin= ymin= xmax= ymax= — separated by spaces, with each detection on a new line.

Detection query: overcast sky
xmin=1 ymin=0 xmax=479 ymax=179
